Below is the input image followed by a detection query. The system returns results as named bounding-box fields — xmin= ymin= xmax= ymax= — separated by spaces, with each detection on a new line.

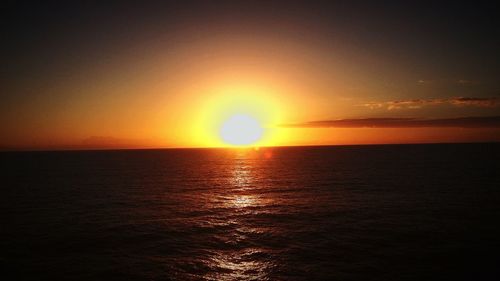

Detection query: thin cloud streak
xmin=281 ymin=116 xmax=500 ymax=128
xmin=361 ymin=97 xmax=500 ymax=110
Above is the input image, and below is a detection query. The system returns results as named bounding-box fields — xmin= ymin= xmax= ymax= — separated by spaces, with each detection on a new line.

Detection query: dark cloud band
xmin=282 ymin=116 xmax=500 ymax=128
xmin=361 ymin=97 xmax=500 ymax=110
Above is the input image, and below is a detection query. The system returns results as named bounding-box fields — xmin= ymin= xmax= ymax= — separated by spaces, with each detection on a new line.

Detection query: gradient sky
xmin=2 ymin=1 xmax=500 ymax=149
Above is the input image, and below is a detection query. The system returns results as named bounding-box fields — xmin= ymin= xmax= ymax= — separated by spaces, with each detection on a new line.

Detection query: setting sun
xmin=219 ymin=114 xmax=263 ymax=146
xmin=189 ymin=85 xmax=290 ymax=148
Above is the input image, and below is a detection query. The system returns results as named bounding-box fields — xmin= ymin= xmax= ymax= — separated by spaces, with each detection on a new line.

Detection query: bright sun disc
xmin=219 ymin=114 xmax=263 ymax=146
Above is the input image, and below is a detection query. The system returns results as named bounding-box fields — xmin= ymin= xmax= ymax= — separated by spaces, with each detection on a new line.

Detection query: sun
xmin=219 ymin=114 xmax=264 ymax=146
xmin=190 ymin=84 xmax=290 ymax=148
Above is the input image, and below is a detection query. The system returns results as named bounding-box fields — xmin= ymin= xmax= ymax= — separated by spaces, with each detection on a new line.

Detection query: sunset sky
xmin=2 ymin=1 xmax=500 ymax=150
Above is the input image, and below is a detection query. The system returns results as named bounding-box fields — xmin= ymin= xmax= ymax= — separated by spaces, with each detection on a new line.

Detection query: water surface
xmin=2 ymin=143 xmax=500 ymax=280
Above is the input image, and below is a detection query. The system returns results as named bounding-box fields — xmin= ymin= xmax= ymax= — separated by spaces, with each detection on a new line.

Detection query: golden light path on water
xmin=160 ymin=147 xmax=340 ymax=279
xmin=205 ymin=150 xmax=275 ymax=281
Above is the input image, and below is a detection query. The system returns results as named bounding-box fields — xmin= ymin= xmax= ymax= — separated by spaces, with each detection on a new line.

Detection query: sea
xmin=1 ymin=143 xmax=500 ymax=280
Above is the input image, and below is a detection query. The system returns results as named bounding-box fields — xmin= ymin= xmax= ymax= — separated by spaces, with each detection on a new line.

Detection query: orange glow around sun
xmin=2 ymin=27 xmax=499 ymax=151
xmin=190 ymin=85 xmax=289 ymax=148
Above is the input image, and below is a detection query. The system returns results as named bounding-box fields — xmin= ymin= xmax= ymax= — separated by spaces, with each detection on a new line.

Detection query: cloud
xmin=417 ymin=79 xmax=433 ymax=85
xmin=360 ymin=97 xmax=500 ymax=110
xmin=449 ymin=97 xmax=499 ymax=107
xmin=281 ymin=116 xmax=500 ymax=128
xmin=417 ymin=79 xmax=480 ymax=85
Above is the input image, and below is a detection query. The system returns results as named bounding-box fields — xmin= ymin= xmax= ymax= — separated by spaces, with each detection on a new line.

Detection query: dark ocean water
xmin=1 ymin=143 xmax=500 ymax=280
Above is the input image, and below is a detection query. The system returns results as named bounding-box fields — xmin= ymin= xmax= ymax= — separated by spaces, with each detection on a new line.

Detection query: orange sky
xmin=1 ymin=2 xmax=500 ymax=150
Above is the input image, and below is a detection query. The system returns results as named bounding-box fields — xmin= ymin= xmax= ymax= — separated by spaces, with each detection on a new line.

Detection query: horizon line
xmin=1 ymin=140 xmax=499 ymax=153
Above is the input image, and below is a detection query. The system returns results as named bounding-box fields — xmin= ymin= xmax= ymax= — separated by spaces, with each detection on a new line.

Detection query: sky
xmin=1 ymin=1 xmax=500 ymax=150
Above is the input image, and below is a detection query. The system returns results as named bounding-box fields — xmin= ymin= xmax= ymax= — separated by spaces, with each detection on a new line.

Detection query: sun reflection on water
xmin=206 ymin=249 xmax=272 ymax=281
xmin=231 ymin=195 xmax=256 ymax=208
xmin=231 ymin=164 xmax=252 ymax=189
xmin=205 ymin=152 xmax=275 ymax=280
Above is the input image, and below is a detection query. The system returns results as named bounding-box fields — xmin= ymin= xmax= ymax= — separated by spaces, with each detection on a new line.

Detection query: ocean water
xmin=2 ymin=143 xmax=500 ymax=280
